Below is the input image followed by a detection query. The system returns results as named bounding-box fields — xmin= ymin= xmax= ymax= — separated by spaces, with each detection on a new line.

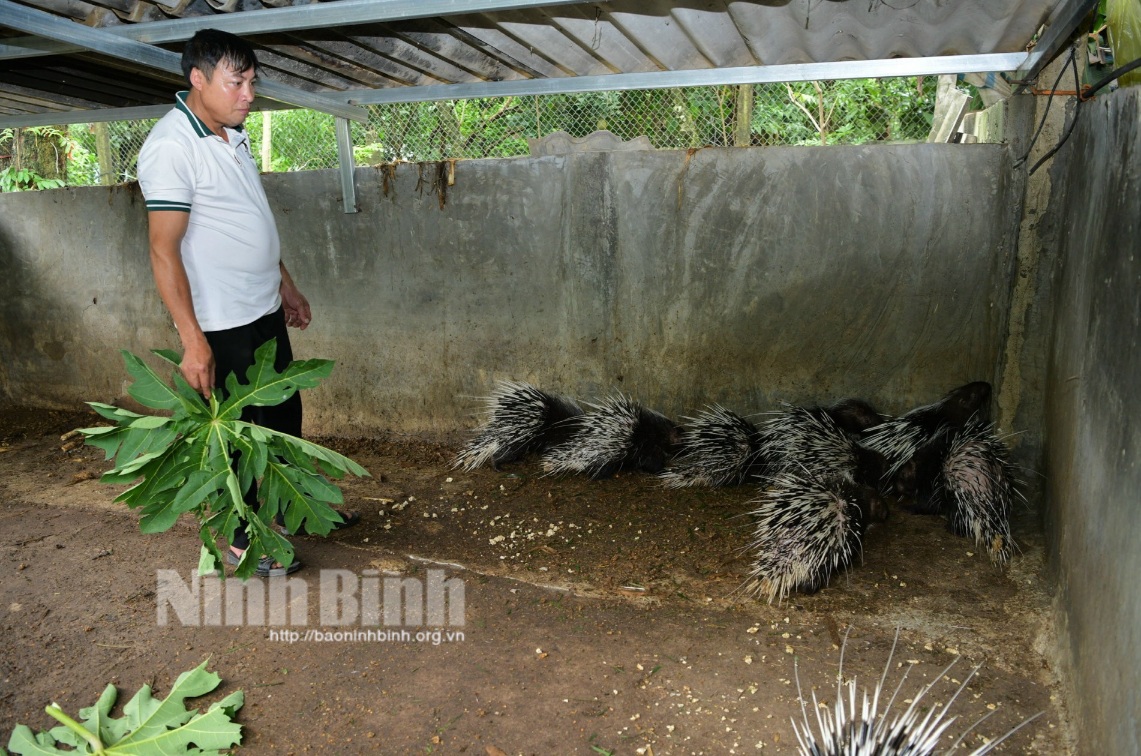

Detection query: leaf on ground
xmin=4 ymin=660 xmax=243 ymax=755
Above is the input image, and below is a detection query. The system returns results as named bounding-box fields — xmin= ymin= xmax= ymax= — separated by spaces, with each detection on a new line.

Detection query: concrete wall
xmin=0 ymin=145 xmax=1017 ymax=435
xmin=1041 ymin=86 xmax=1141 ymax=754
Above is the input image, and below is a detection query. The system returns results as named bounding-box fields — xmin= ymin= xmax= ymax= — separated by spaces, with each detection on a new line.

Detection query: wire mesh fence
xmin=1 ymin=78 xmax=941 ymax=191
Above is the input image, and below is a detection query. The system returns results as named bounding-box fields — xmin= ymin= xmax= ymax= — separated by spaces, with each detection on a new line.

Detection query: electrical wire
xmin=1025 ymin=53 xmax=1141 ymax=176
xmin=1014 ymin=38 xmax=1141 ymax=177
xmin=1082 ymin=55 xmax=1141 ymax=99
xmin=1027 ymin=49 xmax=1084 ymax=176
xmin=1012 ymin=45 xmax=1076 ymax=170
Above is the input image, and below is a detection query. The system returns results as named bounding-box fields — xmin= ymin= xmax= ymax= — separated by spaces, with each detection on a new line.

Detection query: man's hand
xmin=180 ymin=335 xmax=215 ymax=396
xmin=280 ymin=263 xmax=311 ymax=330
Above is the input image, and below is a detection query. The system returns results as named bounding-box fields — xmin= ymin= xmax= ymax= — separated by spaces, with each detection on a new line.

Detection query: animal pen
xmin=1 ymin=1 xmax=1138 ymax=753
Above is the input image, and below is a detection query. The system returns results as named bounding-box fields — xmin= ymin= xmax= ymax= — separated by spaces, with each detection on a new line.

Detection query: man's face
xmin=190 ymin=61 xmax=256 ymax=131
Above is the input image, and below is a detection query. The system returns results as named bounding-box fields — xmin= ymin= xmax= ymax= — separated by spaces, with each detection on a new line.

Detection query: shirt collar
xmin=174 ymin=90 xmax=247 ymax=140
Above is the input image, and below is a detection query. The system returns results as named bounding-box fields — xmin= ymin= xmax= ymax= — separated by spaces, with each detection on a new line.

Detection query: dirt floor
xmin=1 ymin=406 xmax=1074 ymax=755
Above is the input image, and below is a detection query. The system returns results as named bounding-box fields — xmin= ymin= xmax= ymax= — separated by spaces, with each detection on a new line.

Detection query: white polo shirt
xmin=138 ymin=91 xmax=282 ymax=332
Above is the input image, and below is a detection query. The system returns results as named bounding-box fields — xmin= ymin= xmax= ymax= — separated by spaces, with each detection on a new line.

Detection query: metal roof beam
xmin=345 ymin=52 xmax=1032 ymax=105
xmin=0 ymin=104 xmax=173 ymax=127
xmin=0 ymin=99 xmax=293 ymax=129
xmin=0 ymin=0 xmax=366 ymax=121
xmin=1015 ymin=0 xmax=1098 ymax=83
xmin=0 ymin=0 xmax=590 ymax=61
xmin=1 ymin=51 xmax=1033 ymax=129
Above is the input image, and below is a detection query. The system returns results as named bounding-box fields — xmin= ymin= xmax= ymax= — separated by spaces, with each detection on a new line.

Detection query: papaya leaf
xmin=76 ymin=346 xmax=369 ymax=580
xmin=295 ymin=467 xmax=345 ymax=507
xmin=79 ymin=425 xmax=134 ymax=461
xmin=198 ymin=542 xmax=222 ymax=576
xmin=209 ymin=690 xmax=245 ymax=720
xmin=230 ymin=516 xmax=295 ymax=580
xmin=217 ymin=341 xmax=334 ymax=419
xmin=128 ymin=415 xmax=171 ymax=430
xmin=100 ymin=448 xmax=167 ymax=484
xmin=151 ymin=348 xmax=182 ymax=367
xmin=86 ymin=402 xmax=147 ymax=423
xmin=170 ymin=469 xmax=230 ymax=515
xmin=83 ymin=683 xmax=119 ymax=748
xmin=116 ymin=424 xmax=179 ymax=466
xmin=199 ymin=496 xmax=242 ymax=574
xmin=121 ymin=351 xmax=187 ymax=413
xmin=277 ymin=437 xmax=320 ymax=475
xmin=251 ymin=425 xmax=368 ymax=478
xmin=116 ymin=447 xmax=200 ymax=510
xmin=261 ymin=457 xmax=342 ymax=538
xmin=171 ymin=372 xmax=210 ymax=418
xmin=138 ymin=498 xmax=187 ymax=534
xmin=4 ymin=728 xmax=71 ymax=755
xmin=203 ymin=424 xmax=232 ymax=473
xmin=223 ymin=467 xmax=244 ymax=513
xmin=203 ymin=506 xmax=240 ymax=550
xmin=226 ymin=430 xmax=267 ymax=499
xmin=142 ymin=349 xmax=210 ymax=418
xmin=220 ymin=338 xmax=277 ymax=414
xmin=4 ymin=661 xmax=243 ymax=756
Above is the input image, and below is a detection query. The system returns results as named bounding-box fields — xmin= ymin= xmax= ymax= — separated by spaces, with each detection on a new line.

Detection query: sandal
xmin=226 ymin=548 xmax=303 ymax=577
xmin=276 ymin=508 xmax=361 ymax=536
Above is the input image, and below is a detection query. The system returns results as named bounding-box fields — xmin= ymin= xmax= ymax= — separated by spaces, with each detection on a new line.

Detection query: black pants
xmin=205 ymin=307 xmax=302 ymax=550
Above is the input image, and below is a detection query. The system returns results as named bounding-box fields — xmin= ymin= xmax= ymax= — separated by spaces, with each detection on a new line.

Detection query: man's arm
xmin=279 ymin=262 xmax=311 ymax=330
xmin=148 ymin=210 xmax=215 ymax=395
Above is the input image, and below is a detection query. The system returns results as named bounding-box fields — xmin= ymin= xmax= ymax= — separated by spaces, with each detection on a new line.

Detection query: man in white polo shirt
xmin=138 ymin=29 xmax=356 ymax=577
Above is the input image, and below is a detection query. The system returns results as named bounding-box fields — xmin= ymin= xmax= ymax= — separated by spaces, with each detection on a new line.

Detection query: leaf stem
xmin=44 ymin=703 xmax=106 ymax=753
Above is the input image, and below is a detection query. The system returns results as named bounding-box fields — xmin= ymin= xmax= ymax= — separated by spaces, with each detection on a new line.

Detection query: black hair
xmin=181 ymin=29 xmax=258 ymax=84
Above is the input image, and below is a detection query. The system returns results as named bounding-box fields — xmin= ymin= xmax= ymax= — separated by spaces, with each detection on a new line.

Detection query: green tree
xmin=0 ymin=126 xmax=68 ymax=191
xmin=247 ymin=110 xmax=338 ymax=171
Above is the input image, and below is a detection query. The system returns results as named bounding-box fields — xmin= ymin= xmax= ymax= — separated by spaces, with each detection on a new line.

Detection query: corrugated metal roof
xmin=0 ymin=0 xmax=1095 ymax=127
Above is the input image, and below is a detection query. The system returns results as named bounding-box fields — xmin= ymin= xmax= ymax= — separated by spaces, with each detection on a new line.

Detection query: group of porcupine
xmin=455 ymin=383 xmax=1031 ymax=754
xmin=453 ymin=379 xmax=1020 ymax=605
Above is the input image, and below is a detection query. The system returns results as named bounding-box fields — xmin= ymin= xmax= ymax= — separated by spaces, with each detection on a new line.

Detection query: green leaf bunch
xmin=4 ymin=660 xmax=243 ymax=755
xmin=77 ymin=340 xmax=368 ymax=579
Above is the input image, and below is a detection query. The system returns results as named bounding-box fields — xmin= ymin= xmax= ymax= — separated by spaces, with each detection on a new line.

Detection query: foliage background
xmin=0 ymin=78 xmax=939 ymax=190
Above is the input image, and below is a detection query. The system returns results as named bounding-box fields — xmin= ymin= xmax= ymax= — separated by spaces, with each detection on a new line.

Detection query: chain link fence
xmin=1 ymin=78 xmax=943 ymax=191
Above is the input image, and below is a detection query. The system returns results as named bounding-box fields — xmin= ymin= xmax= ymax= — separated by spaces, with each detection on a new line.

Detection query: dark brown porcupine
xmin=757 ymin=404 xmax=888 ymax=492
xmin=742 ymin=471 xmax=878 ymax=604
xmin=861 ymin=381 xmax=993 ymax=493
xmin=541 ymin=394 xmax=680 ymax=479
xmin=822 ymin=397 xmax=888 ymax=437
xmin=912 ymin=419 xmax=1022 ymax=566
xmin=659 ymin=404 xmax=768 ymax=488
xmin=453 ymin=381 xmax=583 ymax=470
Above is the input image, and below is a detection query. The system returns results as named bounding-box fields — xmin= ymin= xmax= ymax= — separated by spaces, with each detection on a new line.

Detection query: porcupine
xmin=742 ymin=469 xmax=878 ymax=604
xmin=541 ymin=393 xmax=681 ymax=479
xmin=658 ymin=405 xmax=768 ymax=488
xmin=741 ymin=401 xmax=895 ymax=603
xmin=453 ymin=381 xmax=584 ymax=471
xmin=907 ymin=419 xmax=1021 ymax=565
xmin=792 ymin=627 xmax=1042 ymax=755
xmin=660 ymin=398 xmax=887 ymax=490
xmin=861 ymin=381 xmax=993 ymax=495
xmin=758 ymin=403 xmax=889 ymax=494
xmin=822 ymin=397 xmax=888 ymax=437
